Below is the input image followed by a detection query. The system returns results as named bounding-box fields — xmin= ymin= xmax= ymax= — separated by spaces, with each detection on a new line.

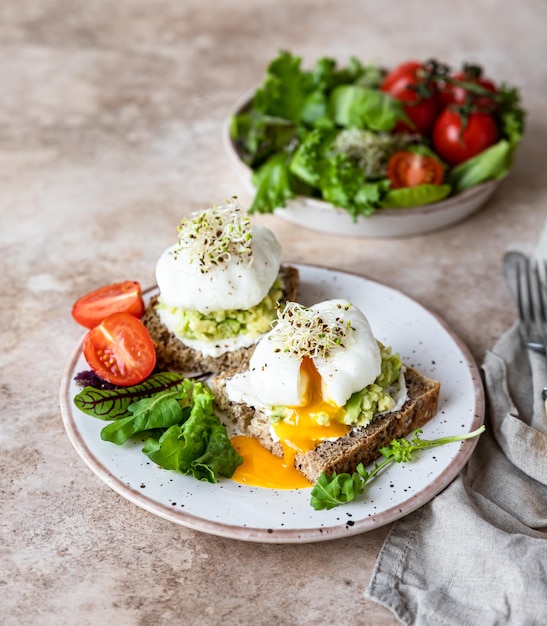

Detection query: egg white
xmin=156 ymin=226 xmax=282 ymax=313
xmin=225 ymin=299 xmax=382 ymax=410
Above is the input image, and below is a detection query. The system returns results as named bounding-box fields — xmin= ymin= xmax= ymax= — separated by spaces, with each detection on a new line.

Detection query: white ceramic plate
xmin=223 ymin=91 xmax=500 ymax=238
xmin=60 ymin=265 xmax=484 ymax=543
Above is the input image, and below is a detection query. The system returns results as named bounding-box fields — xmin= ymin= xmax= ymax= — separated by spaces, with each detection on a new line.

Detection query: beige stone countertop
xmin=2 ymin=1 xmax=546 ymax=624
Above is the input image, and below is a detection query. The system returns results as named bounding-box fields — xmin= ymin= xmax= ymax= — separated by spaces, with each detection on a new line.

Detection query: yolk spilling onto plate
xmin=231 ymin=435 xmax=312 ymax=489
xmin=231 ymin=358 xmax=351 ymax=489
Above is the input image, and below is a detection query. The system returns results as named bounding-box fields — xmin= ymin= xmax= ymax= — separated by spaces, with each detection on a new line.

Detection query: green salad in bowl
xmin=227 ymin=51 xmax=525 ymax=227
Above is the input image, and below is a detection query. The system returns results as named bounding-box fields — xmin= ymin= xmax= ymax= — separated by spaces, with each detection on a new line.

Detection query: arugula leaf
xmin=73 ymin=372 xmax=194 ymax=420
xmin=100 ymin=392 xmax=191 ymax=445
xmin=311 ymin=470 xmax=365 ymax=510
xmin=310 ymin=426 xmax=485 ymax=510
xmin=142 ymin=383 xmax=243 ymax=482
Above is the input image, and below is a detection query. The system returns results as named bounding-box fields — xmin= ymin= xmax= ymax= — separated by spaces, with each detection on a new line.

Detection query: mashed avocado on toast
xmin=156 ymin=280 xmax=283 ymax=341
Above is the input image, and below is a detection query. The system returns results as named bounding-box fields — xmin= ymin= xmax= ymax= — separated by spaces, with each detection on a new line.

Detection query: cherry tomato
xmin=381 ymin=61 xmax=422 ymax=92
xmin=432 ymin=109 xmax=498 ymax=166
xmin=387 ymin=151 xmax=444 ymax=189
xmin=83 ymin=312 xmax=156 ymax=386
xmin=72 ymin=281 xmax=145 ymax=329
xmin=381 ymin=61 xmax=441 ymax=135
xmin=440 ymin=68 xmax=497 ymax=111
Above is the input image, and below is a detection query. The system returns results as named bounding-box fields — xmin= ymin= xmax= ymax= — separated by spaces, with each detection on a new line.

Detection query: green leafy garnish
xmin=310 ymin=426 xmax=485 ymax=510
xmin=74 ymin=372 xmax=193 ymax=420
xmin=100 ymin=390 xmax=191 ymax=445
xmin=74 ymin=376 xmax=242 ymax=483
xmin=143 ymin=385 xmax=243 ymax=482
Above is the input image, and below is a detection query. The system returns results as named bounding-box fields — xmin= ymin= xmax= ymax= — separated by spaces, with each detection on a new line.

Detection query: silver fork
xmin=515 ymin=254 xmax=547 ymax=413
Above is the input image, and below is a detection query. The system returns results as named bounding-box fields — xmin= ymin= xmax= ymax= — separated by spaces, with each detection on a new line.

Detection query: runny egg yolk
xmin=231 ymin=358 xmax=351 ymax=489
xmin=230 ymin=435 xmax=312 ymax=489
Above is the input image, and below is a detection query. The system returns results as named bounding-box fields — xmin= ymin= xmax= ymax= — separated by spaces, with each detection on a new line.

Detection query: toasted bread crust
xmin=142 ymin=265 xmax=299 ymax=374
xmin=211 ymin=366 xmax=441 ymax=482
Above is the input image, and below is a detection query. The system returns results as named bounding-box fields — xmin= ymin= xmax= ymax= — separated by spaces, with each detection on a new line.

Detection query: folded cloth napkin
xmin=365 ymin=321 xmax=547 ymax=626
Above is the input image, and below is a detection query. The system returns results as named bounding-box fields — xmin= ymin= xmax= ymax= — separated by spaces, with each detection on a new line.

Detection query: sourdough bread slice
xmin=142 ymin=265 xmax=299 ymax=375
xmin=211 ymin=366 xmax=441 ymax=483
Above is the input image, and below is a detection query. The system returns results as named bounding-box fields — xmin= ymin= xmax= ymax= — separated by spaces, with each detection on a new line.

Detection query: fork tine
xmin=516 ymin=256 xmax=531 ymax=323
xmin=534 ymin=262 xmax=545 ymax=319
xmin=514 ymin=256 xmax=547 ymax=410
xmin=515 ymin=256 xmax=543 ymax=352
xmin=522 ymin=257 xmax=547 ymax=353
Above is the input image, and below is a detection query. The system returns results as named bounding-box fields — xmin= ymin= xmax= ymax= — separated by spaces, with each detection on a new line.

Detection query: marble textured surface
xmin=2 ymin=1 xmax=546 ymax=624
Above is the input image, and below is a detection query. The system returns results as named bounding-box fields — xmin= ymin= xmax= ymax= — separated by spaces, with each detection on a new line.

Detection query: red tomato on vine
xmin=381 ymin=60 xmax=441 ymax=135
xmin=432 ymin=109 xmax=498 ymax=166
xmin=440 ymin=64 xmax=498 ymax=111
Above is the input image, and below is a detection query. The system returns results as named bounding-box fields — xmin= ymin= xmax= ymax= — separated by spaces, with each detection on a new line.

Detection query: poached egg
xmin=154 ymin=200 xmax=282 ymax=355
xmin=226 ymin=299 xmax=386 ymax=489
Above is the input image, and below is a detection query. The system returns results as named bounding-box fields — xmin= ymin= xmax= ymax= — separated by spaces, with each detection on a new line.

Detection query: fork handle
xmin=543 ymin=388 xmax=547 ymax=417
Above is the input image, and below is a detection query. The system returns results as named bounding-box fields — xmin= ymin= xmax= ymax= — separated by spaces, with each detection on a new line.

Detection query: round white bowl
xmin=222 ymin=92 xmax=500 ymax=238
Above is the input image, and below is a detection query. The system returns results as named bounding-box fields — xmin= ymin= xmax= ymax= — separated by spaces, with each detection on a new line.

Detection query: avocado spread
xmin=156 ymin=280 xmax=283 ymax=341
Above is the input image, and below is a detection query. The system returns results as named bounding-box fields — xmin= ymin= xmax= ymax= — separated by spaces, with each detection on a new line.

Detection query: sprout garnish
xmin=173 ymin=198 xmax=253 ymax=272
xmin=271 ymin=301 xmax=354 ymax=359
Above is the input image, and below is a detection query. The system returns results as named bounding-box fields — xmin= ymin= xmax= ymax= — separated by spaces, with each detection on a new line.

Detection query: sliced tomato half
xmin=72 ymin=281 xmax=145 ymax=329
xmin=387 ymin=151 xmax=444 ymax=189
xmin=83 ymin=312 xmax=156 ymax=386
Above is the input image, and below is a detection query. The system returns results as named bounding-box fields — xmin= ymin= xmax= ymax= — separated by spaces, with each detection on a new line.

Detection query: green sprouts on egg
xmin=173 ymin=198 xmax=253 ymax=272
xmin=271 ymin=301 xmax=354 ymax=359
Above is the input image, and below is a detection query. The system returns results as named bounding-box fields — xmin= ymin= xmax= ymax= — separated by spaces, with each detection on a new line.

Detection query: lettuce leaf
xmin=230 ymin=111 xmax=298 ymax=168
xmin=329 ymin=85 xmax=407 ymax=132
xmin=75 ymin=375 xmax=242 ymax=483
xmin=142 ymin=384 xmax=243 ymax=482
xmin=288 ymin=128 xmax=390 ymax=218
xmin=252 ymin=50 xmax=314 ymax=124
xmin=100 ymin=392 xmax=191 ymax=445
xmin=250 ymin=151 xmax=297 ymax=214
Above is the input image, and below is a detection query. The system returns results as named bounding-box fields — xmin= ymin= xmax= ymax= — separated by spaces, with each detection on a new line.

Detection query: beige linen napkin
xmin=365 ymin=321 xmax=547 ymax=625
xmin=366 ymin=229 xmax=547 ymax=624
